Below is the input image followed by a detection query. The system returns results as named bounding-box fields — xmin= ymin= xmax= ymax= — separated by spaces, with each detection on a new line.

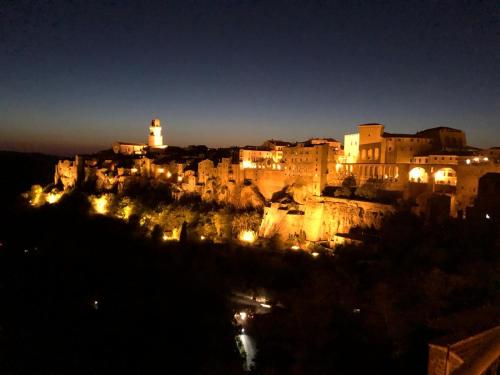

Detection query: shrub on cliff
xmin=342 ymin=175 xmax=357 ymax=188
xmin=355 ymin=183 xmax=378 ymax=200
xmin=355 ymin=179 xmax=386 ymax=200
xmin=334 ymin=186 xmax=352 ymax=198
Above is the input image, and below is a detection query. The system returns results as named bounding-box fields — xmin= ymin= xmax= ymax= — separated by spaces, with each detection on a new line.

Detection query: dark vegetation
xmin=0 ymin=152 xmax=498 ymax=374
xmin=0 ymin=151 xmax=60 ymax=204
xmin=323 ymin=177 xmax=403 ymax=204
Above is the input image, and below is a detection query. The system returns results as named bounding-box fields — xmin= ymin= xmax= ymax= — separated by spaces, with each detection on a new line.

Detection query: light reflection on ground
xmin=238 ymin=333 xmax=256 ymax=371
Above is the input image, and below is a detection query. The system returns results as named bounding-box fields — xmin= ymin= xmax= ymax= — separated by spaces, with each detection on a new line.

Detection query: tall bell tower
xmin=148 ymin=118 xmax=167 ymax=148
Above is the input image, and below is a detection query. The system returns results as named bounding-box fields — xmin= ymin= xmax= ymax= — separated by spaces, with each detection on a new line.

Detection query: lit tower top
xmin=148 ymin=118 xmax=167 ymax=148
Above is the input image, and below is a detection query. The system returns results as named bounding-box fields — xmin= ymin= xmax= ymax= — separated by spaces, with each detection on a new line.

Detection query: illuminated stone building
xmin=148 ymin=118 xmax=167 ymax=149
xmin=309 ymin=137 xmax=341 ymax=150
xmin=455 ymin=162 xmax=500 ymax=217
xmin=343 ymin=133 xmax=360 ymax=163
xmin=113 ymin=118 xmax=166 ymax=155
xmin=112 ymin=142 xmax=147 ymax=155
xmin=282 ymin=142 xmax=329 ymax=196
xmin=197 ymin=159 xmax=215 ymax=184
xmin=239 ymin=140 xmax=290 ymax=170
xmin=105 ymin=118 xmax=497 ymax=222
xmin=217 ymin=157 xmax=241 ymax=184
xmin=50 ymin=118 xmax=500 ymax=249
xmin=239 ymin=146 xmax=275 ymax=169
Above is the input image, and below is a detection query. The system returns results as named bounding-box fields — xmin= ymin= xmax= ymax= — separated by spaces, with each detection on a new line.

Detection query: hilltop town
xmin=31 ymin=118 xmax=499 ymax=250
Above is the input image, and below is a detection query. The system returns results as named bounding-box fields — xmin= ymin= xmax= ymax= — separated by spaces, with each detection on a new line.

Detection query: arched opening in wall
xmin=367 ymin=149 xmax=373 ymax=160
xmin=361 ymin=149 xmax=366 ymax=160
xmin=374 ymin=147 xmax=380 ymax=160
xmin=409 ymin=167 xmax=429 ymax=183
xmin=434 ymin=167 xmax=457 ymax=186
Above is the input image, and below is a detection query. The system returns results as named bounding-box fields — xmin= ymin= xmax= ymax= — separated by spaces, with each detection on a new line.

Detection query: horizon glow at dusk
xmin=1 ymin=0 xmax=498 ymax=155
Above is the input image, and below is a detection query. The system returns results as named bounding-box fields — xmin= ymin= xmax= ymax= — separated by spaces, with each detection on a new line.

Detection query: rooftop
xmin=382 ymin=132 xmax=426 ymax=139
xmin=417 ymin=126 xmax=463 ymax=134
xmin=114 ymin=141 xmax=147 ymax=146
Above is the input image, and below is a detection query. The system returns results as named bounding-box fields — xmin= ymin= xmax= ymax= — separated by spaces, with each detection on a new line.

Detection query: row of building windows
xmin=361 ymin=148 xmax=380 ymax=160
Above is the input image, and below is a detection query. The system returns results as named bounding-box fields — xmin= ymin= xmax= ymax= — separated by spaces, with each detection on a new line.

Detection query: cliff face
xmin=54 ymin=160 xmax=79 ymax=190
xmin=200 ymin=179 xmax=265 ymax=209
xmin=259 ymin=197 xmax=394 ymax=244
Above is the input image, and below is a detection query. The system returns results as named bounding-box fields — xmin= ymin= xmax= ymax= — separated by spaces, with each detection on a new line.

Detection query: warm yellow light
xmin=167 ymin=171 xmax=172 ymax=178
xmin=92 ymin=196 xmax=109 ymax=215
xmin=177 ymin=176 xmax=183 ymax=182
xmin=122 ymin=205 xmax=132 ymax=219
xmin=434 ymin=168 xmax=456 ymax=185
xmin=46 ymin=191 xmax=62 ymax=204
xmin=291 ymin=245 xmax=300 ymax=250
xmin=311 ymin=252 xmax=319 ymax=257
xmin=409 ymin=167 xmax=428 ymax=183
xmin=239 ymin=312 xmax=247 ymax=321
xmin=241 ymin=160 xmax=256 ymax=169
xmin=200 ymin=235 xmax=206 ymax=240
xmin=239 ymin=230 xmax=256 ymax=243
xmin=260 ymin=303 xmax=271 ymax=309
xmin=158 ymin=168 xmax=164 ymax=173
xmin=466 ymin=159 xmax=471 ymax=165
xmin=131 ymin=168 xmax=138 ymax=173
xmin=434 ymin=170 xmax=444 ymax=180
xmin=29 ymin=185 xmax=44 ymax=206
xmin=162 ymin=228 xmax=180 ymax=241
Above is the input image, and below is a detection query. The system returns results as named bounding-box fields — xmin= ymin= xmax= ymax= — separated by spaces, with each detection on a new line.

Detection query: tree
xmin=334 ymin=186 xmax=352 ymax=198
xmin=355 ymin=183 xmax=378 ymax=199
xmin=342 ymin=175 xmax=357 ymax=188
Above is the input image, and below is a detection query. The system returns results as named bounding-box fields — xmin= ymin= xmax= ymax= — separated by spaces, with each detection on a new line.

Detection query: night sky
xmin=1 ymin=0 xmax=498 ymax=155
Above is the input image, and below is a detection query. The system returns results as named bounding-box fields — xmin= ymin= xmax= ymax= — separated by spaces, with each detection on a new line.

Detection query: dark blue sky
xmin=1 ymin=0 xmax=498 ymax=154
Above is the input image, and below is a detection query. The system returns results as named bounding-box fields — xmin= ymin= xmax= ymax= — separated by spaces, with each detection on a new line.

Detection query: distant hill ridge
xmin=0 ymin=150 xmax=61 ymax=198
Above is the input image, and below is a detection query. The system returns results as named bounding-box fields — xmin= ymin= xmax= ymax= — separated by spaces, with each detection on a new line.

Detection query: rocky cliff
xmin=200 ymin=179 xmax=265 ymax=208
xmin=259 ymin=196 xmax=394 ymax=245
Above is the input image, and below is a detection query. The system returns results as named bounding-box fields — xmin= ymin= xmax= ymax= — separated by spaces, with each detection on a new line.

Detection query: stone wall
xmin=455 ymin=163 xmax=500 ymax=217
xmin=259 ymin=196 xmax=394 ymax=244
xmin=243 ymin=169 xmax=289 ymax=200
